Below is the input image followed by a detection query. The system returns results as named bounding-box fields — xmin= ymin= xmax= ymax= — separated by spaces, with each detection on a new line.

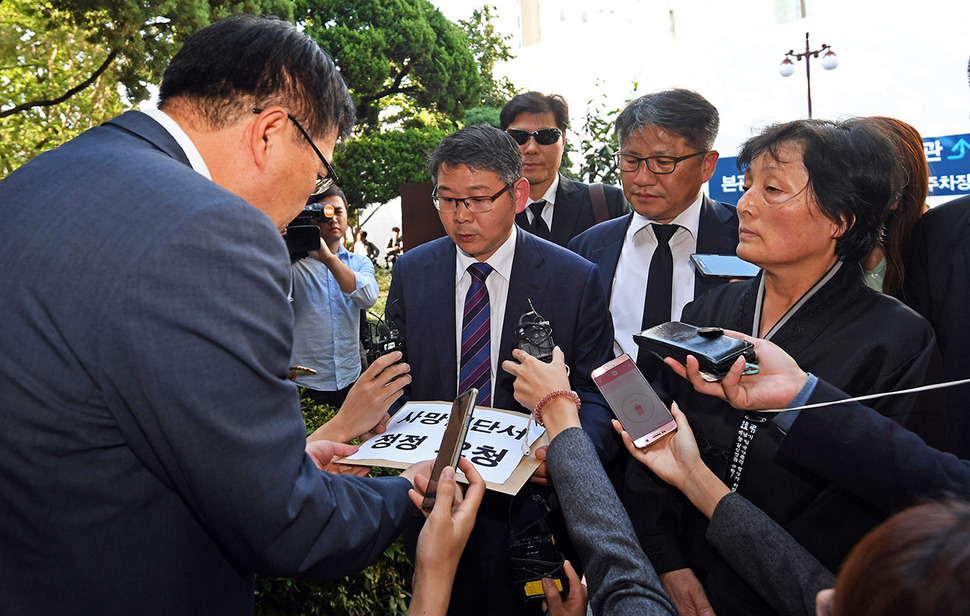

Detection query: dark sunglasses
xmin=506 ymin=128 xmax=563 ymax=146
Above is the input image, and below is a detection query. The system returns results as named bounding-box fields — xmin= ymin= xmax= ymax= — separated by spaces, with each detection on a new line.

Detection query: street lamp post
xmin=779 ymin=32 xmax=839 ymax=118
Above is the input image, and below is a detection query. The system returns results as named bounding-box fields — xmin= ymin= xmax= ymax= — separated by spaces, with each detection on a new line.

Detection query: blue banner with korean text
xmin=708 ymin=132 xmax=970 ymax=205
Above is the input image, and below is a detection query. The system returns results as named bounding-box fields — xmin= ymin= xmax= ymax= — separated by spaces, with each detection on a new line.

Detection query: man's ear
xmin=248 ymin=107 xmax=289 ymax=169
xmin=513 ymin=177 xmax=530 ymax=214
xmin=700 ymin=150 xmax=720 ymax=183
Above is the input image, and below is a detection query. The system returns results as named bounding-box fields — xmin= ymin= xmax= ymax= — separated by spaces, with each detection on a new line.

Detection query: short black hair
xmin=499 ymin=92 xmax=569 ymax=131
xmin=738 ymin=119 xmax=896 ymax=263
xmin=308 ymin=185 xmax=347 ymax=206
xmin=615 ymin=89 xmax=719 ymax=151
xmin=427 ymin=124 xmax=523 ymax=187
xmin=158 ymin=14 xmax=355 ymax=140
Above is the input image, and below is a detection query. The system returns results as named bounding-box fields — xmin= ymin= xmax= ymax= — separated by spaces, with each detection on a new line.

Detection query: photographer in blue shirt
xmin=290 ymin=186 xmax=378 ymax=407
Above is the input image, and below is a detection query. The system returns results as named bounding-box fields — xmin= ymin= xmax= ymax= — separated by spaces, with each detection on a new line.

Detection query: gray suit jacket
xmin=0 ymin=111 xmax=412 ymax=616
xmin=707 ymin=494 xmax=835 ymax=616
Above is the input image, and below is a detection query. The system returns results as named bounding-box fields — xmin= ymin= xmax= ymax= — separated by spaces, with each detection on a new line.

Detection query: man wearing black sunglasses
xmin=500 ymin=92 xmax=629 ymax=246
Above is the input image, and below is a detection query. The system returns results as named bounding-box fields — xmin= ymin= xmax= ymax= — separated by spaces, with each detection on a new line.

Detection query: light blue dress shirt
xmin=289 ymin=245 xmax=378 ymax=391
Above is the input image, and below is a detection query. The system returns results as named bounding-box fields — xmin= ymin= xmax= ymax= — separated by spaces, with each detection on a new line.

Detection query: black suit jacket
xmin=904 ymin=195 xmax=970 ymax=455
xmin=0 ymin=111 xmax=413 ymax=616
xmin=515 ymin=174 xmax=629 ymax=246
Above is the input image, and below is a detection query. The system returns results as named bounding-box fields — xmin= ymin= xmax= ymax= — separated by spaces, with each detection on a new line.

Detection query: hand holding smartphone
xmin=422 ymin=388 xmax=478 ymax=511
xmin=591 ymin=355 xmax=676 ymax=447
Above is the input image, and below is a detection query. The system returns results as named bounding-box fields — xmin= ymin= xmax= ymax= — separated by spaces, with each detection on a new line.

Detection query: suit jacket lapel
xmin=419 ymin=240 xmax=460 ymax=400
xmin=105 ymin=111 xmax=191 ymax=166
xmin=551 ymin=175 xmax=583 ymax=246
xmin=584 ymin=214 xmax=633 ymax=299
xmin=496 ymin=231 xmax=546 ymax=411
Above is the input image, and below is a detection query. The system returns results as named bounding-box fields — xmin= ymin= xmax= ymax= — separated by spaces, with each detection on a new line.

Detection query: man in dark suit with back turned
xmin=501 ymin=91 xmax=629 ymax=246
xmin=569 ymin=88 xmax=739 ymax=616
xmin=0 ymin=15 xmax=426 ymax=616
xmin=905 ymin=193 xmax=970 ymax=456
xmin=904 ymin=60 xmax=970 ymax=457
xmin=386 ymin=124 xmax=618 ymax=615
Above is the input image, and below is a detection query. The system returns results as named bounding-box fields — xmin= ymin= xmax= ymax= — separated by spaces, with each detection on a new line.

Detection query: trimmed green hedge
xmin=254 ymin=395 xmax=413 ymax=616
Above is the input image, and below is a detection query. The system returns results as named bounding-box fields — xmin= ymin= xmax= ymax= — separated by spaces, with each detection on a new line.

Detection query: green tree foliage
xmin=300 ymin=0 xmax=481 ymax=129
xmin=567 ymin=82 xmax=640 ymax=186
xmin=463 ymin=106 xmax=501 ymax=128
xmin=0 ymin=0 xmax=294 ymax=178
xmin=335 ymin=124 xmax=452 ymax=207
xmin=458 ymin=5 xmax=515 ymax=109
xmin=0 ymin=1 xmax=126 ymax=175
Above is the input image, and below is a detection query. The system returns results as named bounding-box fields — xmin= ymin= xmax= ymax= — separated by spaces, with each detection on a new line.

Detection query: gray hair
xmin=427 ymin=124 xmax=523 ymax=187
xmin=615 ymin=88 xmax=719 ymax=151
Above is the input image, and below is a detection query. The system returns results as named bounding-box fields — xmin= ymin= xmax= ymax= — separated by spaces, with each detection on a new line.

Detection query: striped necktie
xmin=459 ymin=262 xmax=493 ymax=406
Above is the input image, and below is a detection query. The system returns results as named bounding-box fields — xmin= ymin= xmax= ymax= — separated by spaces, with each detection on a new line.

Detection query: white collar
xmin=628 ymin=191 xmax=704 ymax=238
xmin=527 ymin=173 xmax=560 ymax=206
xmin=455 ymin=225 xmax=518 ymax=284
xmin=140 ymin=108 xmax=212 ymax=180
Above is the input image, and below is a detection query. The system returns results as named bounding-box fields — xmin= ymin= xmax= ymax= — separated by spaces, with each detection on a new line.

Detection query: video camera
xmin=285 ymin=202 xmax=334 ymax=260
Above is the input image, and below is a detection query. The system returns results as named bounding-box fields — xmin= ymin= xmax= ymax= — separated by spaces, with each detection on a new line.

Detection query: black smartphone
xmin=592 ymin=354 xmax=676 ymax=447
xmin=422 ymin=388 xmax=478 ymax=511
xmin=691 ymin=254 xmax=761 ymax=279
xmin=634 ymin=321 xmax=757 ymax=381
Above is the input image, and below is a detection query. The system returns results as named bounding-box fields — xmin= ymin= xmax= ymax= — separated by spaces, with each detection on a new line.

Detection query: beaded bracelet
xmin=532 ymin=389 xmax=581 ymax=427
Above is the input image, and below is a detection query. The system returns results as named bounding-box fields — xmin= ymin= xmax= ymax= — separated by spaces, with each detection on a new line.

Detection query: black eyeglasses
xmin=432 ymin=184 xmax=511 ymax=213
xmin=253 ymin=108 xmax=338 ymax=196
xmin=506 ymin=128 xmax=563 ymax=146
xmin=614 ymin=151 xmax=708 ymax=175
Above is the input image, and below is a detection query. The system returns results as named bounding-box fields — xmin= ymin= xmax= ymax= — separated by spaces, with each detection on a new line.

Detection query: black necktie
xmin=637 ymin=224 xmax=680 ymax=379
xmin=529 ymin=200 xmax=551 ymax=240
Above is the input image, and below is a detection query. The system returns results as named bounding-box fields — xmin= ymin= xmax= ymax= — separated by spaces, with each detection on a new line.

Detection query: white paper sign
xmin=345 ymin=402 xmax=545 ymax=485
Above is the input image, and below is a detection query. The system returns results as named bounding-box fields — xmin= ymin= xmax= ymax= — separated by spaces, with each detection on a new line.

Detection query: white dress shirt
xmin=453 ymin=226 xmax=518 ymax=400
xmin=524 ymin=174 xmax=560 ymax=229
xmin=140 ymin=108 xmax=212 ymax=179
xmin=609 ymin=193 xmax=704 ymax=358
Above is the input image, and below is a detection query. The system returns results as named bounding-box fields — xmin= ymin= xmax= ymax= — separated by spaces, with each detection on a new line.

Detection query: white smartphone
xmin=422 ymin=388 xmax=477 ymax=511
xmin=592 ymin=355 xmax=676 ymax=447
xmin=690 ymin=254 xmax=761 ymax=279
